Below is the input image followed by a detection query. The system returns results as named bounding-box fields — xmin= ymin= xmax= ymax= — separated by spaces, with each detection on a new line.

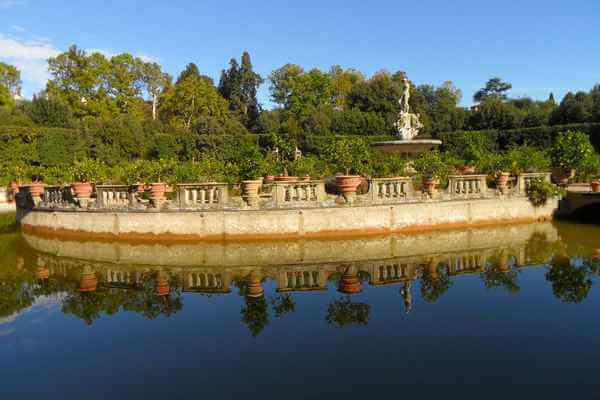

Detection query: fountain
xmin=370 ymin=77 xmax=441 ymax=155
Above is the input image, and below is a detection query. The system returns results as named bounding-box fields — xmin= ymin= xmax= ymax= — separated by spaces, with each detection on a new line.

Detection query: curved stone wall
xmin=21 ymin=197 xmax=559 ymax=241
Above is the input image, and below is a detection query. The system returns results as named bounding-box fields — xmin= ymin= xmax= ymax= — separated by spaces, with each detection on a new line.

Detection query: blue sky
xmin=0 ymin=0 xmax=598 ymax=106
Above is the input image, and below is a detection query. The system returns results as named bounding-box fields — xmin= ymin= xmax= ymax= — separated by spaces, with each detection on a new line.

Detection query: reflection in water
xmin=2 ymin=222 xmax=600 ymax=336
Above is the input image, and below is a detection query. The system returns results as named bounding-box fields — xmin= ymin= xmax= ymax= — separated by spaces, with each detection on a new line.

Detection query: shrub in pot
xmin=237 ymin=146 xmax=268 ymax=207
xmin=505 ymin=145 xmax=551 ymax=175
xmin=477 ymin=153 xmax=512 ymax=193
xmin=145 ymin=159 xmax=176 ymax=205
xmin=413 ymin=150 xmax=450 ymax=197
xmin=526 ymin=177 xmax=564 ymax=207
xmin=550 ymin=130 xmax=595 ymax=185
xmin=71 ymin=159 xmax=107 ymax=200
xmin=323 ymin=137 xmax=373 ymax=200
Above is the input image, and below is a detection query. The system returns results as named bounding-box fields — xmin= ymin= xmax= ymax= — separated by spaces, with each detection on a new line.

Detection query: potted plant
xmin=23 ymin=166 xmax=46 ymax=199
xmin=550 ymin=130 xmax=595 ymax=185
xmin=145 ymin=159 xmax=175 ymax=204
xmin=505 ymin=145 xmax=551 ymax=175
xmin=324 ymin=137 xmax=372 ymax=200
xmin=71 ymin=159 xmax=106 ymax=200
xmin=413 ymin=150 xmax=450 ymax=197
xmin=237 ymin=147 xmax=268 ymax=207
xmin=288 ymin=155 xmax=320 ymax=182
xmin=478 ymin=153 xmax=511 ymax=194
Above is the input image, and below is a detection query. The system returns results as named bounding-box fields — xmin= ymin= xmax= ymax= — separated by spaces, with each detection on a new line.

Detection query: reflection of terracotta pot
xmin=338 ymin=272 xmax=362 ymax=294
xmin=78 ymin=272 xmax=98 ymax=292
xmin=496 ymin=172 xmax=510 ymax=193
xmin=275 ymin=175 xmax=298 ymax=182
xmin=593 ymin=249 xmax=600 ymax=260
xmin=26 ymin=182 xmax=45 ymax=197
xmin=551 ymin=167 xmax=574 ymax=185
xmin=155 ymin=276 xmax=170 ymax=296
xmin=263 ymin=175 xmax=275 ymax=184
xmin=72 ymin=182 xmax=93 ymax=198
xmin=336 ymin=175 xmax=362 ymax=195
xmin=591 ymin=181 xmax=600 ymax=193
xmin=241 ymin=180 xmax=262 ymax=207
xmin=246 ymin=275 xmax=264 ymax=298
xmin=150 ymin=183 xmax=166 ymax=200
xmin=35 ymin=267 xmax=50 ymax=280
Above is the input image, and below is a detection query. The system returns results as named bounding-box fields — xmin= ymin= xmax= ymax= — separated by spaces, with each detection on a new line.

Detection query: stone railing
xmin=368 ymin=177 xmax=414 ymax=203
xmin=176 ymin=183 xmax=228 ymax=209
xmin=515 ymin=172 xmax=552 ymax=195
xmin=96 ymin=185 xmax=135 ymax=209
xmin=40 ymin=186 xmax=76 ymax=208
xmin=446 ymin=175 xmax=488 ymax=198
xmin=271 ymin=181 xmax=326 ymax=207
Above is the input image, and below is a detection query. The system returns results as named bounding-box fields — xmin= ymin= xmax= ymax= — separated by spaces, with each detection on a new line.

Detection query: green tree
xmin=142 ymin=62 xmax=170 ymax=120
xmin=473 ymin=77 xmax=512 ymax=102
xmin=0 ymin=62 xmax=21 ymax=109
xmin=218 ymin=51 xmax=263 ymax=128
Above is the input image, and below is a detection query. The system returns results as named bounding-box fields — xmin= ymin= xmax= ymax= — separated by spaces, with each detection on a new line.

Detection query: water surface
xmin=2 ymin=217 xmax=600 ymax=396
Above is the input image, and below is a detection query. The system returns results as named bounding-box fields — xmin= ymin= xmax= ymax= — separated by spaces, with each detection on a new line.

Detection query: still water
xmin=2 ymin=216 xmax=600 ymax=396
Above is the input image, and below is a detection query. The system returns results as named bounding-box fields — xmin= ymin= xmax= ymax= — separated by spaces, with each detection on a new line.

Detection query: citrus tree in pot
xmin=477 ymin=153 xmax=512 ymax=194
xmin=236 ymin=146 xmax=268 ymax=207
xmin=413 ymin=150 xmax=451 ymax=197
xmin=70 ymin=159 xmax=107 ymax=203
xmin=550 ymin=130 xmax=595 ymax=185
xmin=323 ymin=137 xmax=372 ymax=201
xmin=145 ymin=159 xmax=176 ymax=205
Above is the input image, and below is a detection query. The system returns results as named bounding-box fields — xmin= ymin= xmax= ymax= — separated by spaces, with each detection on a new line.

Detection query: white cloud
xmin=11 ymin=25 xmax=26 ymax=32
xmin=86 ymin=48 xmax=159 ymax=63
xmin=0 ymin=34 xmax=60 ymax=95
xmin=0 ymin=0 xmax=24 ymax=9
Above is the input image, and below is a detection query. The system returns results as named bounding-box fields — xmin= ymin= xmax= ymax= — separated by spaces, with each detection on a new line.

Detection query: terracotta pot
xmin=336 ymin=175 xmax=362 ymax=195
xmin=422 ymin=176 xmax=438 ymax=196
xmin=275 ymin=175 xmax=298 ymax=182
xmin=496 ymin=172 xmax=510 ymax=193
xmin=246 ymin=275 xmax=264 ymax=298
xmin=150 ymin=182 xmax=166 ymax=200
xmin=72 ymin=182 xmax=93 ymax=198
xmin=241 ymin=179 xmax=262 ymax=207
xmin=155 ymin=276 xmax=170 ymax=296
xmin=78 ymin=272 xmax=98 ymax=292
xmin=263 ymin=175 xmax=275 ymax=184
xmin=551 ymin=167 xmax=574 ymax=185
xmin=338 ymin=272 xmax=362 ymax=294
xmin=591 ymin=181 xmax=600 ymax=193
xmin=134 ymin=183 xmax=146 ymax=193
xmin=35 ymin=267 xmax=50 ymax=280
xmin=457 ymin=165 xmax=476 ymax=174
xmin=26 ymin=182 xmax=45 ymax=198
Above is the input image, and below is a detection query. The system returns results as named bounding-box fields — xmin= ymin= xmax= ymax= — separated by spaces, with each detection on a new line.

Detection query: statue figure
xmin=394 ymin=76 xmax=423 ymax=140
xmin=294 ymin=146 xmax=302 ymax=161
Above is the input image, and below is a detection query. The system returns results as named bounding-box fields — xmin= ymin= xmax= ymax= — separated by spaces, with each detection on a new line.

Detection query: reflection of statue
xmin=394 ymin=77 xmax=424 ymax=140
xmin=400 ymin=281 xmax=413 ymax=314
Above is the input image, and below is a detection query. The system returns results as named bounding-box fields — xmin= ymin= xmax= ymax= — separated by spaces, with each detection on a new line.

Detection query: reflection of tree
xmin=481 ymin=254 xmax=520 ymax=294
xmin=546 ymin=256 xmax=592 ymax=303
xmin=420 ymin=262 xmax=452 ymax=303
xmin=326 ymin=296 xmax=370 ymax=328
xmin=0 ymin=280 xmax=35 ymax=319
xmin=241 ymin=296 xmax=269 ymax=337
xmin=62 ymin=271 xmax=183 ymax=325
xmin=271 ymin=294 xmax=295 ymax=318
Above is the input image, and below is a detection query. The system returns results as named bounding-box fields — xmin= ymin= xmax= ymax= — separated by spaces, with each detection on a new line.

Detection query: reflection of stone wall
xmin=21 ymin=196 xmax=559 ymax=241
xmin=24 ymin=222 xmax=558 ymax=269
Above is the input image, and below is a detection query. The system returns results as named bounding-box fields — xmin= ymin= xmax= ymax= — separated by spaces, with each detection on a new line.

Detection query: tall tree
xmin=142 ymin=62 xmax=170 ymax=120
xmin=218 ymin=52 xmax=263 ymax=128
xmin=473 ymin=77 xmax=512 ymax=102
xmin=0 ymin=62 xmax=22 ymax=100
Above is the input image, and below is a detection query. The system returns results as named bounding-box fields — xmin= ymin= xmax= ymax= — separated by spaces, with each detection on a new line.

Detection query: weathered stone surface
xmin=21 ymin=196 xmax=559 ymax=241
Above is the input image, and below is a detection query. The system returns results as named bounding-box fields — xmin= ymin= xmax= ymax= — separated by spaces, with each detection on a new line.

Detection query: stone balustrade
xmin=277 ymin=268 xmax=327 ymax=292
xmin=446 ymin=175 xmax=488 ymax=198
xmin=271 ymin=180 xmax=326 ymax=207
xmin=515 ymin=172 xmax=552 ymax=195
xmin=41 ymin=186 xmax=76 ymax=208
xmin=177 ymin=183 xmax=228 ymax=209
xmin=96 ymin=185 xmax=135 ymax=209
xmin=183 ymin=271 xmax=231 ymax=293
xmin=368 ymin=177 xmax=414 ymax=203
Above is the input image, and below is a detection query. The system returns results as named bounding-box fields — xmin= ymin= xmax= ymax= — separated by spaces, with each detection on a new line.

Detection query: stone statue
xmin=394 ymin=77 xmax=423 ymax=140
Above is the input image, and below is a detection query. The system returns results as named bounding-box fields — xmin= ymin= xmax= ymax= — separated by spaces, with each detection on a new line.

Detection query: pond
xmin=2 ymin=214 xmax=600 ymax=396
